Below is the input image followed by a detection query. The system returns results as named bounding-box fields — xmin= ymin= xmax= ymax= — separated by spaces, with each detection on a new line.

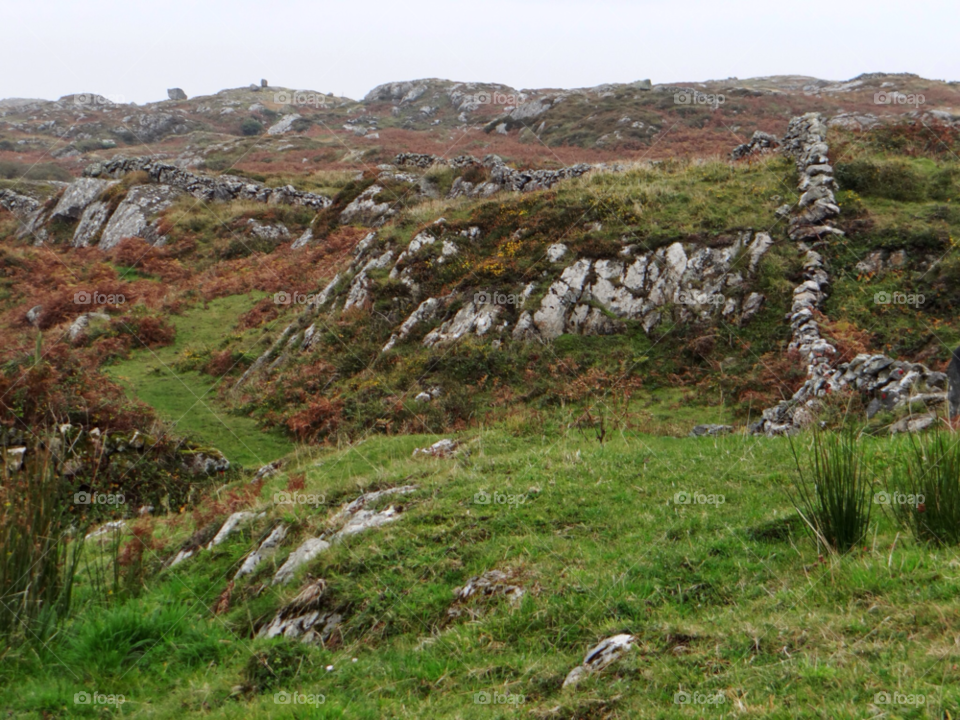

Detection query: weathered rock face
xmin=167 ymin=88 xmax=187 ymax=101
xmin=72 ymin=201 xmax=111 ymax=247
xmin=50 ymin=178 xmax=112 ymax=222
xmin=98 ymin=184 xmax=181 ymax=250
xmin=84 ymin=156 xmax=331 ymax=208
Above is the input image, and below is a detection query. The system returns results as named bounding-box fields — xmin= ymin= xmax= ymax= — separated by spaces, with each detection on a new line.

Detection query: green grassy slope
xmin=3 ymin=428 xmax=958 ymax=718
xmin=105 ymin=293 xmax=293 ymax=468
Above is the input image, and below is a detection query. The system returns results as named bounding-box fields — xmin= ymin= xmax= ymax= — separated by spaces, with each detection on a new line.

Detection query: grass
xmin=3 ymin=426 xmax=960 ymax=718
xmin=104 ymin=293 xmax=293 ymax=469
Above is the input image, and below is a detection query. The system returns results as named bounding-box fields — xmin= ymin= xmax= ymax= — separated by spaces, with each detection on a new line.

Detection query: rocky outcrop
xmin=271 ymin=486 xmax=416 ymax=585
xmin=338 ymin=185 xmax=394 ymax=226
xmin=99 ymin=184 xmax=181 ymax=250
xmin=0 ymin=188 xmax=41 ymax=216
xmin=72 ymin=201 xmax=112 ymax=247
xmin=84 ymin=156 xmax=331 ymax=208
xmin=167 ymin=88 xmax=187 ymax=101
xmin=523 ymin=233 xmax=772 ymax=342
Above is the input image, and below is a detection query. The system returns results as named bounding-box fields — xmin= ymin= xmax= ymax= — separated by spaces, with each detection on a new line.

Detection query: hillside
xmin=2 ymin=72 xmax=960 ymax=718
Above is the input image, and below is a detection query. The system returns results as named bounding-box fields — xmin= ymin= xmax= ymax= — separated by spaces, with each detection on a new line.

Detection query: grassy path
xmin=105 ymin=293 xmax=293 ymax=468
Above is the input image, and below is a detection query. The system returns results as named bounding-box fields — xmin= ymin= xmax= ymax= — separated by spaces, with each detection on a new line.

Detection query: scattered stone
xmin=689 ymin=424 xmax=733 ymax=437
xmin=563 ymin=634 xmax=635 ymax=688
xmin=67 ymin=312 xmax=110 ymax=343
xmin=85 ymin=520 xmax=126 ymax=541
xmin=25 ymin=305 xmax=43 ymax=327
xmin=412 ymin=439 xmax=460 ymax=458
xmin=889 ymin=413 xmax=937 ymax=434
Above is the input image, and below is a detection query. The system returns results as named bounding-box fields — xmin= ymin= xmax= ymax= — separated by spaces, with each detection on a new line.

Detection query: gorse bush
xmin=888 ymin=429 xmax=960 ymax=545
xmin=789 ymin=430 xmax=873 ymax=554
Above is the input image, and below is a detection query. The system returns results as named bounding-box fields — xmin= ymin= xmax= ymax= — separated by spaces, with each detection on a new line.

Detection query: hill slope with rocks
xmin=3 ymin=71 xmax=960 ymax=718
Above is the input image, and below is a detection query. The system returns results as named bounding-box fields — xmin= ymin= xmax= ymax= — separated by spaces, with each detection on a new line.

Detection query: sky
xmin=4 ymin=0 xmax=958 ymax=104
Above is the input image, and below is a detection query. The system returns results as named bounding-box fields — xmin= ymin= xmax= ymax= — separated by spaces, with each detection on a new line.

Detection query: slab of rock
xmin=50 ymin=178 xmax=111 ymax=222
xmin=207 ymin=511 xmax=256 ymax=549
xmin=272 ymin=538 xmax=331 ymax=585
xmin=266 ymin=113 xmax=301 ymax=135
xmin=99 ymin=184 xmax=181 ymax=250
xmin=257 ymin=579 xmax=342 ymax=645
xmin=690 ymin=424 xmax=733 ymax=437
xmin=235 ymin=524 xmax=287 ymax=580
xmin=167 ymin=88 xmax=187 ymax=101
xmin=563 ymin=634 xmax=636 ymax=688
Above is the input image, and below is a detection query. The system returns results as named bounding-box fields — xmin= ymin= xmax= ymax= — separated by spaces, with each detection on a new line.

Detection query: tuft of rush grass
xmin=789 ymin=429 xmax=874 ymax=554
xmin=889 ymin=428 xmax=960 ymax=545
xmin=0 ymin=443 xmax=82 ymax=644
xmin=3 ymin=427 xmax=960 ymax=718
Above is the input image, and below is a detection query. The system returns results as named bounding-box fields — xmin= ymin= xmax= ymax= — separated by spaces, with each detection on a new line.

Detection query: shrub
xmin=240 ymin=118 xmax=264 ymax=136
xmin=789 ymin=430 xmax=873 ymax=554
xmin=888 ymin=429 xmax=960 ymax=545
xmin=835 ymin=160 xmax=926 ymax=201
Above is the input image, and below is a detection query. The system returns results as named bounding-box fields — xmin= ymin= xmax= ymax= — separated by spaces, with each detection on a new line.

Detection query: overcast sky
xmin=5 ymin=0 xmax=958 ymax=104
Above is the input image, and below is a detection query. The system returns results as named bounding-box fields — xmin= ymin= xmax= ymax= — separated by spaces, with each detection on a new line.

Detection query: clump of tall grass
xmin=888 ymin=429 xmax=960 ymax=545
xmin=0 ymin=443 xmax=81 ymax=643
xmin=789 ymin=430 xmax=873 ymax=554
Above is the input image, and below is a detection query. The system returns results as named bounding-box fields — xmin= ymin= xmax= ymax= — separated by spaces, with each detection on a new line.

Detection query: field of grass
xmin=104 ymin=293 xmax=293 ymax=468
xmin=2 ymin=425 xmax=958 ymax=718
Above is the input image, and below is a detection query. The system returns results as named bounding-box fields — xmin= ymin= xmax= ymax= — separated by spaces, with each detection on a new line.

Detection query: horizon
xmin=5 ymin=0 xmax=959 ymax=105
